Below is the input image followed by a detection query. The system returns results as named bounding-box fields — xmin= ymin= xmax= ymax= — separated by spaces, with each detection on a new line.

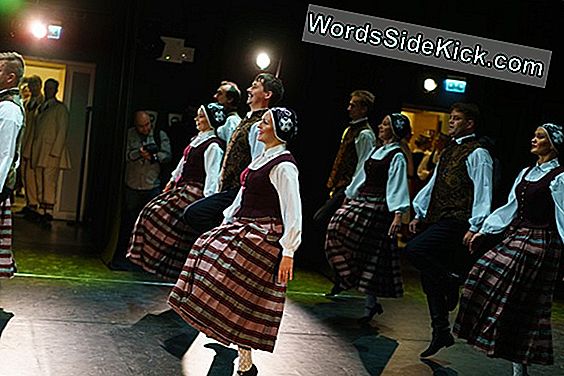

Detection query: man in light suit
xmin=31 ymin=78 xmax=70 ymax=228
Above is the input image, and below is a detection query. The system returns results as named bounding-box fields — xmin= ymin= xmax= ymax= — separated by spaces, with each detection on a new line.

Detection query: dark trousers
xmin=405 ymin=218 xmax=473 ymax=333
xmin=313 ymin=188 xmax=346 ymax=226
xmin=183 ymin=188 xmax=239 ymax=235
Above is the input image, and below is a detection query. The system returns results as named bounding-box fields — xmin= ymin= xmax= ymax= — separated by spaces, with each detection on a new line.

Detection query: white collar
xmin=350 ymin=117 xmax=368 ymax=125
xmin=536 ymin=158 xmax=560 ymax=171
xmin=454 ymin=133 xmax=476 ymax=144
xmin=262 ymin=143 xmax=287 ymax=157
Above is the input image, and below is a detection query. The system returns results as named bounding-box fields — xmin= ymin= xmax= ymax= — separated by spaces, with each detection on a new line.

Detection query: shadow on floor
xmin=0 ymin=308 xmax=14 ymax=339
xmin=420 ymin=358 xmax=459 ymax=375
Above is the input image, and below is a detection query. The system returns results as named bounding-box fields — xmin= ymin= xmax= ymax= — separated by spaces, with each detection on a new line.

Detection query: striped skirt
xmin=168 ymin=217 xmax=286 ymax=353
xmin=127 ymin=183 xmax=203 ymax=281
xmin=325 ymin=195 xmax=403 ymax=297
xmin=453 ymin=227 xmax=563 ymax=365
xmin=0 ymin=199 xmax=16 ymax=279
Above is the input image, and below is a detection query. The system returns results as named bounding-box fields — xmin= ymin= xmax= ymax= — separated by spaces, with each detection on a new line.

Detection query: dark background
xmin=1 ymin=0 xmax=563 ymax=266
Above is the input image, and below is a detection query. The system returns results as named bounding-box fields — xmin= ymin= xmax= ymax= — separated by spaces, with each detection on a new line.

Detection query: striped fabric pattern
xmin=127 ymin=183 xmax=203 ymax=281
xmin=454 ymin=227 xmax=563 ymax=365
xmin=325 ymin=196 xmax=403 ymax=297
xmin=0 ymin=199 xmax=15 ymax=279
xmin=168 ymin=217 xmax=286 ymax=352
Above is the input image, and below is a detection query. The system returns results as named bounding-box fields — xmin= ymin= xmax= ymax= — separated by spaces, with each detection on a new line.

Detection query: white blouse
xmin=480 ymin=158 xmax=564 ymax=242
xmin=413 ymin=134 xmax=494 ymax=232
xmin=223 ymin=143 xmax=302 ymax=258
xmin=169 ymin=130 xmax=223 ymax=197
xmin=216 ymin=113 xmax=241 ymax=143
xmin=345 ymin=142 xmax=410 ymax=213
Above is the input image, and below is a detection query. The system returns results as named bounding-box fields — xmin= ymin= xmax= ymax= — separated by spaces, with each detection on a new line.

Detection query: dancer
xmin=168 ymin=107 xmax=300 ymax=376
xmin=0 ymin=52 xmax=25 ymax=279
xmin=127 ymin=103 xmax=225 ymax=280
xmin=454 ymin=123 xmax=564 ymax=376
xmin=325 ymin=113 xmax=411 ymax=324
xmin=405 ymin=102 xmax=493 ymax=358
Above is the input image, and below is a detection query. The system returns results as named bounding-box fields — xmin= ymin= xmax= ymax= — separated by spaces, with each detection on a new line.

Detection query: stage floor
xmin=1 ymin=218 xmax=562 ymax=375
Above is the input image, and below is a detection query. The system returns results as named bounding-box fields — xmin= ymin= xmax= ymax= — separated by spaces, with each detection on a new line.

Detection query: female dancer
xmin=168 ymin=107 xmax=300 ymax=375
xmin=325 ymin=113 xmax=411 ymax=324
xmin=127 ymin=103 xmax=225 ymax=280
xmin=454 ymin=123 xmax=564 ymax=376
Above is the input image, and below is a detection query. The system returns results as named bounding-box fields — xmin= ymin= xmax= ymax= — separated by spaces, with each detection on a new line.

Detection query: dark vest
xmin=235 ymin=153 xmax=297 ymax=219
xmin=0 ymin=88 xmax=25 ymax=192
xmin=426 ymin=138 xmax=482 ymax=223
xmin=327 ymin=120 xmax=373 ymax=193
xmin=179 ymin=137 xmax=222 ymax=186
xmin=510 ymin=165 xmax=564 ymax=229
xmin=358 ymin=148 xmax=403 ymax=197
xmin=220 ymin=109 xmax=267 ymax=190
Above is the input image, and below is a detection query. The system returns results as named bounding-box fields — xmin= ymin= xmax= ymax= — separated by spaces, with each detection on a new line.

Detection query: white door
xmin=53 ymin=63 xmax=96 ymax=221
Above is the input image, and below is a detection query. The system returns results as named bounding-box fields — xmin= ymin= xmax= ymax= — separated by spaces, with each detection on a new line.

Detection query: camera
xmin=142 ymin=142 xmax=160 ymax=163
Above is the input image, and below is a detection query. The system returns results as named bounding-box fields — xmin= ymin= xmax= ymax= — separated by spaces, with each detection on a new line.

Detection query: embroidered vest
xmin=235 ymin=153 xmax=297 ymax=219
xmin=358 ymin=148 xmax=403 ymax=197
xmin=219 ymin=109 xmax=267 ymax=190
xmin=0 ymin=88 xmax=25 ymax=191
xmin=179 ymin=137 xmax=222 ymax=186
xmin=326 ymin=120 xmax=373 ymax=193
xmin=510 ymin=165 xmax=564 ymax=229
xmin=426 ymin=138 xmax=482 ymax=224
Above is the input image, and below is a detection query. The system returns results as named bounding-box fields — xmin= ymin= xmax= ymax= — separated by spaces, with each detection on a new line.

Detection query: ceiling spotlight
xmin=30 ymin=20 xmax=47 ymax=39
xmin=256 ymin=52 xmax=271 ymax=70
xmin=423 ymin=78 xmax=438 ymax=92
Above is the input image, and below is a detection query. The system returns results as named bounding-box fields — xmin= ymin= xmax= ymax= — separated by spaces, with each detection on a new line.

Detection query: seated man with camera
xmin=110 ymin=110 xmax=172 ymax=270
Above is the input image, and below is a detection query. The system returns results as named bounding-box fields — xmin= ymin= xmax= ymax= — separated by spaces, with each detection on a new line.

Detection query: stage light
xmin=256 ymin=52 xmax=271 ymax=70
xmin=423 ymin=78 xmax=438 ymax=92
xmin=30 ymin=20 xmax=47 ymax=39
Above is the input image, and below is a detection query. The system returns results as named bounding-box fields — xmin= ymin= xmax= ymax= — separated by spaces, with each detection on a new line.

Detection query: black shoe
xmin=446 ymin=285 xmax=460 ymax=312
xmin=325 ymin=284 xmax=344 ymax=297
xmin=358 ymin=302 xmax=384 ymax=325
xmin=38 ymin=214 xmax=53 ymax=229
xmin=13 ymin=206 xmax=31 ymax=217
xmin=24 ymin=209 xmax=42 ymax=223
xmin=419 ymin=332 xmax=455 ymax=358
xmin=237 ymin=364 xmax=258 ymax=376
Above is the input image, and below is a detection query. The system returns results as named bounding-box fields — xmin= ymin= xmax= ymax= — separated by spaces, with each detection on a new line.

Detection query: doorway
xmin=22 ymin=57 xmax=96 ymax=222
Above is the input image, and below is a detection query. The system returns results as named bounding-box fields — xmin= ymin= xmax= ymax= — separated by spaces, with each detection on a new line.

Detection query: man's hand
xmin=408 ymin=218 xmax=420 ymax=234
xmin=139 ymin=147 xmax=152 ymax=161
xmin=277 ymin=256 xmax=294 ymax=284
xmin=388 ymin=213 xmax=402 ymax=238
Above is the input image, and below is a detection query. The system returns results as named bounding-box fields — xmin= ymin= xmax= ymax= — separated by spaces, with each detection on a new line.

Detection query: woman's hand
xmin=277 ymin=256 xmax=294 ymax=284
xmin=388 ymin=213 xmax=402 ymax=238
xmin=163 ymin=181 xmax=175 ymax=192
xmin=468 ymin=232 xmax=485 ymax=254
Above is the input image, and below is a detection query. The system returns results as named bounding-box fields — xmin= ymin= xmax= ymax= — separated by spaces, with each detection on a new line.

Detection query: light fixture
xmin=256 ymin=52 xmax=271 ymax=70
xmin=30 ymin=20 xmax=47 ymax=39
xmin=444 ymin=78 xmax=467 ymax=93
xmin=47 ymin=24 xmax=62 ymax=40
xmin=423 ymin=78 xmax=438 ymax=92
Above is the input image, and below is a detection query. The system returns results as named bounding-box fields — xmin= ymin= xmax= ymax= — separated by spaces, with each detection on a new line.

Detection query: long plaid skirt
xmin=453 ymin=227 xmax=563 ymax=365
xmin=0 ymin=199 xmax=16 ymax=279
xmin=325 ymin=195 xmax=403 ymax=297
xmin=168 ymin=217 xmax=286 ymax=352
xmin=127 ymin=183 xmax=203 ymax=280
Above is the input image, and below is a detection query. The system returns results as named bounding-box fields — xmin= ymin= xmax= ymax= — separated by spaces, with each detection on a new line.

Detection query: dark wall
xmin=2 ymin=0 xmax=564 ymax=264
